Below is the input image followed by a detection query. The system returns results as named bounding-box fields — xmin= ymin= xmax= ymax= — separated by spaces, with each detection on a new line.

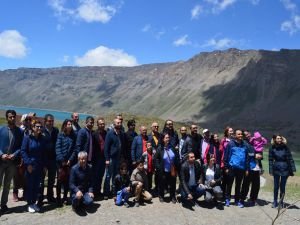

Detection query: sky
xmin=0 ymin=0 xmax=299 ymax=69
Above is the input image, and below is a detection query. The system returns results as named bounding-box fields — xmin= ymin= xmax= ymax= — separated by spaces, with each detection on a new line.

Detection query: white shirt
xmin=205 ymin=167 xmax=215 ymax=185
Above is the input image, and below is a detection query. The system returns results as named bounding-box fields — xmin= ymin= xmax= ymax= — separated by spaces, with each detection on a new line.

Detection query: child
xmin=250 ymin=131 xmax=267 ymax=173
xmin=113 ymin=162 xmax=131 ymax=207
xmin=141 ymin=141 xmax=155 ymax=191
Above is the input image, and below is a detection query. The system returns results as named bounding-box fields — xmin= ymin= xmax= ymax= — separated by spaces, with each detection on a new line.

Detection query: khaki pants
xmin=134 ymin=183 xmax=152 ymax=202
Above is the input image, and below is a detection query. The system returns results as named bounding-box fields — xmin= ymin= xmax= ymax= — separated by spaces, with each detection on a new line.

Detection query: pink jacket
xmin=250 ymin=131 xmax=267 ymax=153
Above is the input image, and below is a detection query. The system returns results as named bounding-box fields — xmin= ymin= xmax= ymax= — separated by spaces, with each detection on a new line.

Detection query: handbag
xmin=166 ymin=149 xmax=177 ymax=177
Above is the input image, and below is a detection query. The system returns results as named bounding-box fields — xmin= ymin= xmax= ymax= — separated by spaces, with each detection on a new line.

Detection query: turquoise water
xmin=0 ymin=105 xmax=92 ymax=121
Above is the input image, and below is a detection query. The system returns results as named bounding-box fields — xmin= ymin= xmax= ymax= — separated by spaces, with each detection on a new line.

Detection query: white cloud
xmin=191 ymin=5 xmax=203 ymax=20
xmin=173 ymin=35 xmax=191 ymax=47
xmin=142 ymin=24 xmax=151 ymax=32
xmin=48 ymin=0 xmax=119 ymax=24
xmin=75 ymin=45 xmax=138 ymax=67
xmin=280 ymin=0 xmax=300 ymax=35
xmin=63 ymin=55 xmax=70 ymax=63
xmin=249 ymin=0 xmax=260 ymax=5
xmin=280 ymin=0 xmax=297 ymax=12
xmin=0 ymin=30 xmax=28 ymax=59
xmin=202 ymin=38 xmax=236 ymax=49
xmin=204 ymin=0 xmax=236 ymax=13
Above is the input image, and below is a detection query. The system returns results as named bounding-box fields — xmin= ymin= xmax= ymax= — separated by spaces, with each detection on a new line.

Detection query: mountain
xmin=1 ymin=48 xmax=300 ymax=148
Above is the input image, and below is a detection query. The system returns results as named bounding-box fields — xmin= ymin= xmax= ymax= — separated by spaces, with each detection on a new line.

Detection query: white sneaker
xmin=33 ymin=204 xmax=40 ymax=212
xmin=28 ymin=204 xmax=36 ymax=213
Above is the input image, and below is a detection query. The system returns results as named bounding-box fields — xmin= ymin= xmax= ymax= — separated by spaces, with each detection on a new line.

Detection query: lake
xmin=0 ymin=105 xmax=92 ymax=121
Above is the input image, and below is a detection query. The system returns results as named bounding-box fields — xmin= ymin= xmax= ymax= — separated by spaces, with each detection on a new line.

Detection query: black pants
xmin=226 ymin=168 xmax=245 ymax=202
xmin=241 ymin=170 xmax=260 ymax=202
xmin=159 ymin=171 xmax=176 ymax=199
xmin=147 ymin=173 xmax=153 ymax=190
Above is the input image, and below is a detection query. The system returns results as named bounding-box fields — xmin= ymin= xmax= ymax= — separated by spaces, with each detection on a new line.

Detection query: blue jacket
xmin=224 ymin=139 xmax=250 ymax=171
xmin=104 ymin=129 xmax=126 ymax=161
xmin=55 ymin=132 xmax=77 ymax=166
xmin=131 ymin=135 xmax=148 ymax=162
xmin=21 ymin=134 xmax=47 ymax=169
xmin=75 ymin=127 xmax=93 ymax=156
xmin=0 ymin=126 xmax=23 ymax=160
xmin=69 ymin=163 xmax=93 ymax=194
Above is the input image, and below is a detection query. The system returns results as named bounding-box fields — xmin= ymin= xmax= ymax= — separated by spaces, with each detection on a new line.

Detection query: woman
xmin=203 ymin=133 xmax=221 ymax=166
xmin=203 ymin=154 xmax=223 ymax=203
xmin=55 ymin=119 xmax=76 ymax=206
xmin=21 ymin=120 xmax=47 ymax=213
xmin=269 ymin=135 xmax=296 ymax=208
xmin=155 ymin=133 xmax=179 ymax=203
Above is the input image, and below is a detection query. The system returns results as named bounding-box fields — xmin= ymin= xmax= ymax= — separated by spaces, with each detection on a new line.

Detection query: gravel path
xmin=1 ymin=191 xmax=299 ymax=225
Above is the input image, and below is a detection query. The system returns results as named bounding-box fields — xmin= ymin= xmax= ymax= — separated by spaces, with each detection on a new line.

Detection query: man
xmin=75 ymin=116 xmax=94 ymax=162
xmin=178 ymin=126 xmax=188 ymax=162
xmin=71 ymin=112 xmax=81 ymax=136
xmin=69 ymin=151 xmax=94 ymax=212
xmin=92 ymin=117 xmax=107 ymax=197
xmin=180 ymin=152 xmax=205 ymax=207
xmin=103 ymin=118 xmax=127 ymax=200
xmin=224 ymin=129 xmax=250 ymax=208
xmin=148 ymin=122 xmax=161 ymax=150
xmin=201 ymin=129 xmax=210 ymax=161
xmin=40 ymin=114 xmax=59 ymax=204
xmin=0 ymin=110 xmax=23 ymax=214
xmin=182 ymin=124 xmax=203 ymax=161
xmin=162 ymin=119 xmax=179 ymax=149
xmin=130 ymin=159 xmax=152 ymax=207
xmin=131 ymin=126 xmax=148 ymax=167
xmin=125 ymin=119 xmax=137 ymax=174
xmin=107 ymin=113 xmax=125 ymax=133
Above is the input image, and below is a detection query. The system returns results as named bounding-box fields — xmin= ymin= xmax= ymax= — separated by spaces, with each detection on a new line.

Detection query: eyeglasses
xmin=166 ymin=123 xmax=173 ymax=125
xmin=35 ymin=126 xmax=42 ymax=129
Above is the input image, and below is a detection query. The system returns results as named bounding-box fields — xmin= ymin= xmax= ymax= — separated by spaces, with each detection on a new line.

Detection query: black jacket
xmin=112 ymin=174 xmax=131 ymax=196
xmin=269 ymin=144 xmax=296 ymax=176
xmin=182 ymin=134 xmax=203 ymax=161
xmin=92 ymin=129 xmax=106 ymax=162
xmin=180 ymin=160 xmax=203 ymax=195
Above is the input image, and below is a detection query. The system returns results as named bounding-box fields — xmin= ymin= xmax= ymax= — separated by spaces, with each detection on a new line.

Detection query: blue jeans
xmin=273 ymin=175 xmax=288 ymax=203
xmin=104 ymin=157 xmax=120 ymax=196
xmin=72 ymin=192 xmax=93 ymax=209
xmin=181 ymin=185 xmax=205 ymax=201
xmin=116 ymin=188 xmax=130 ymax=206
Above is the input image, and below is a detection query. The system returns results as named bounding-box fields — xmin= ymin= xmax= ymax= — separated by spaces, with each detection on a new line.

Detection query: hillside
xmin=0 ymin=48 xmax=299 ymax=147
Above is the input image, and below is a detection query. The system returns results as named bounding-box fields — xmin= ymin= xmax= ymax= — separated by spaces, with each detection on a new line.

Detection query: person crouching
xmin=113 ymin=162 xmax=131 ymax=207
xmin=69 ymin=151 xmax=94 ymax=212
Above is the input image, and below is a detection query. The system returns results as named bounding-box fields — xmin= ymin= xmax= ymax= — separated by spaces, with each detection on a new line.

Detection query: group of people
xmin=0 ymin=109 xmax=297 ymax=215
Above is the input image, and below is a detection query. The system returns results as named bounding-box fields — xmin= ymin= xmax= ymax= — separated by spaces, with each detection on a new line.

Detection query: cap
xmin=202 ymin=129 xmax=209 ymax=134
xmin=20 ymin=114 xmax=28 ymax=122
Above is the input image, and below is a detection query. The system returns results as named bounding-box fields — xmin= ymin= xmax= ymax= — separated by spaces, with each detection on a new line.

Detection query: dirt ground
xmin=0 ymin=190 xmax=299 ymax=225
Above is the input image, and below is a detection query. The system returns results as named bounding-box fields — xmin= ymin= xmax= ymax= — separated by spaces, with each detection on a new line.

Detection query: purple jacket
xmin=250 ymin=132 xmax=267 ymax=153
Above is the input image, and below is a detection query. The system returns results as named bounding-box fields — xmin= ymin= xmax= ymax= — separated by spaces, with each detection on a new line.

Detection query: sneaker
xmin=225 ymin=199 xmax=230 ymax=207
xmin=33 ymin=204 xmax=41 ymax=212
xmin=13 ymin=193 xmax=19 ymax=202
xmin=28 ymin=205 xmax=36 ymax=213
xmin=134 ymin=202 xmax=140 ymax=207
xmin=237 ymin=201 xmax=244 ymax=208
xmin=123 ymin=202 xmax=130 ymax=208
xmin=104 ymin=196 xmax=109 ymax=200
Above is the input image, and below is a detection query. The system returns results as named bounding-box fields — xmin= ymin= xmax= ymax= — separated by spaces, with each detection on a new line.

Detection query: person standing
xmin=182 ymin=124 xmax=203 ymax=161
xmin=0 ymin=110 xmax=23 ymax=214
xmin=92 ymin=117 xmax=107 ymax=197
xmin=131 ymin=126 xmax=148 ymax=167
xmin=21 ymin=120 xmax=47 ymax=213
xmin=71 ymin=112 xmax=81 ymax=137
xmin=40 ymin=114 xmax=59 ymax=204
xmin=161 ymin=119 xmax=179 ymax=149
xmin=269 ymin=135 xmax=296 ymax=208
xmin=103 ymin=118 xmax=127 ymax=200
xmin=55 ymin=119 xmax=77 ymax=206
xmin=125 ymin=119 xmax=137 ymax=174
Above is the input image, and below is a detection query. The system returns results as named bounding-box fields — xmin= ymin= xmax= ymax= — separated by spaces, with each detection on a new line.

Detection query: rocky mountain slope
xmin=1 ymin=48 xmax=299 ymax=147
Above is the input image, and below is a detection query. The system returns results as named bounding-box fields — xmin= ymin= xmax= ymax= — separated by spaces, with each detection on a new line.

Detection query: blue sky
xmin=0 ymin=0 xmax=299 ymax=69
